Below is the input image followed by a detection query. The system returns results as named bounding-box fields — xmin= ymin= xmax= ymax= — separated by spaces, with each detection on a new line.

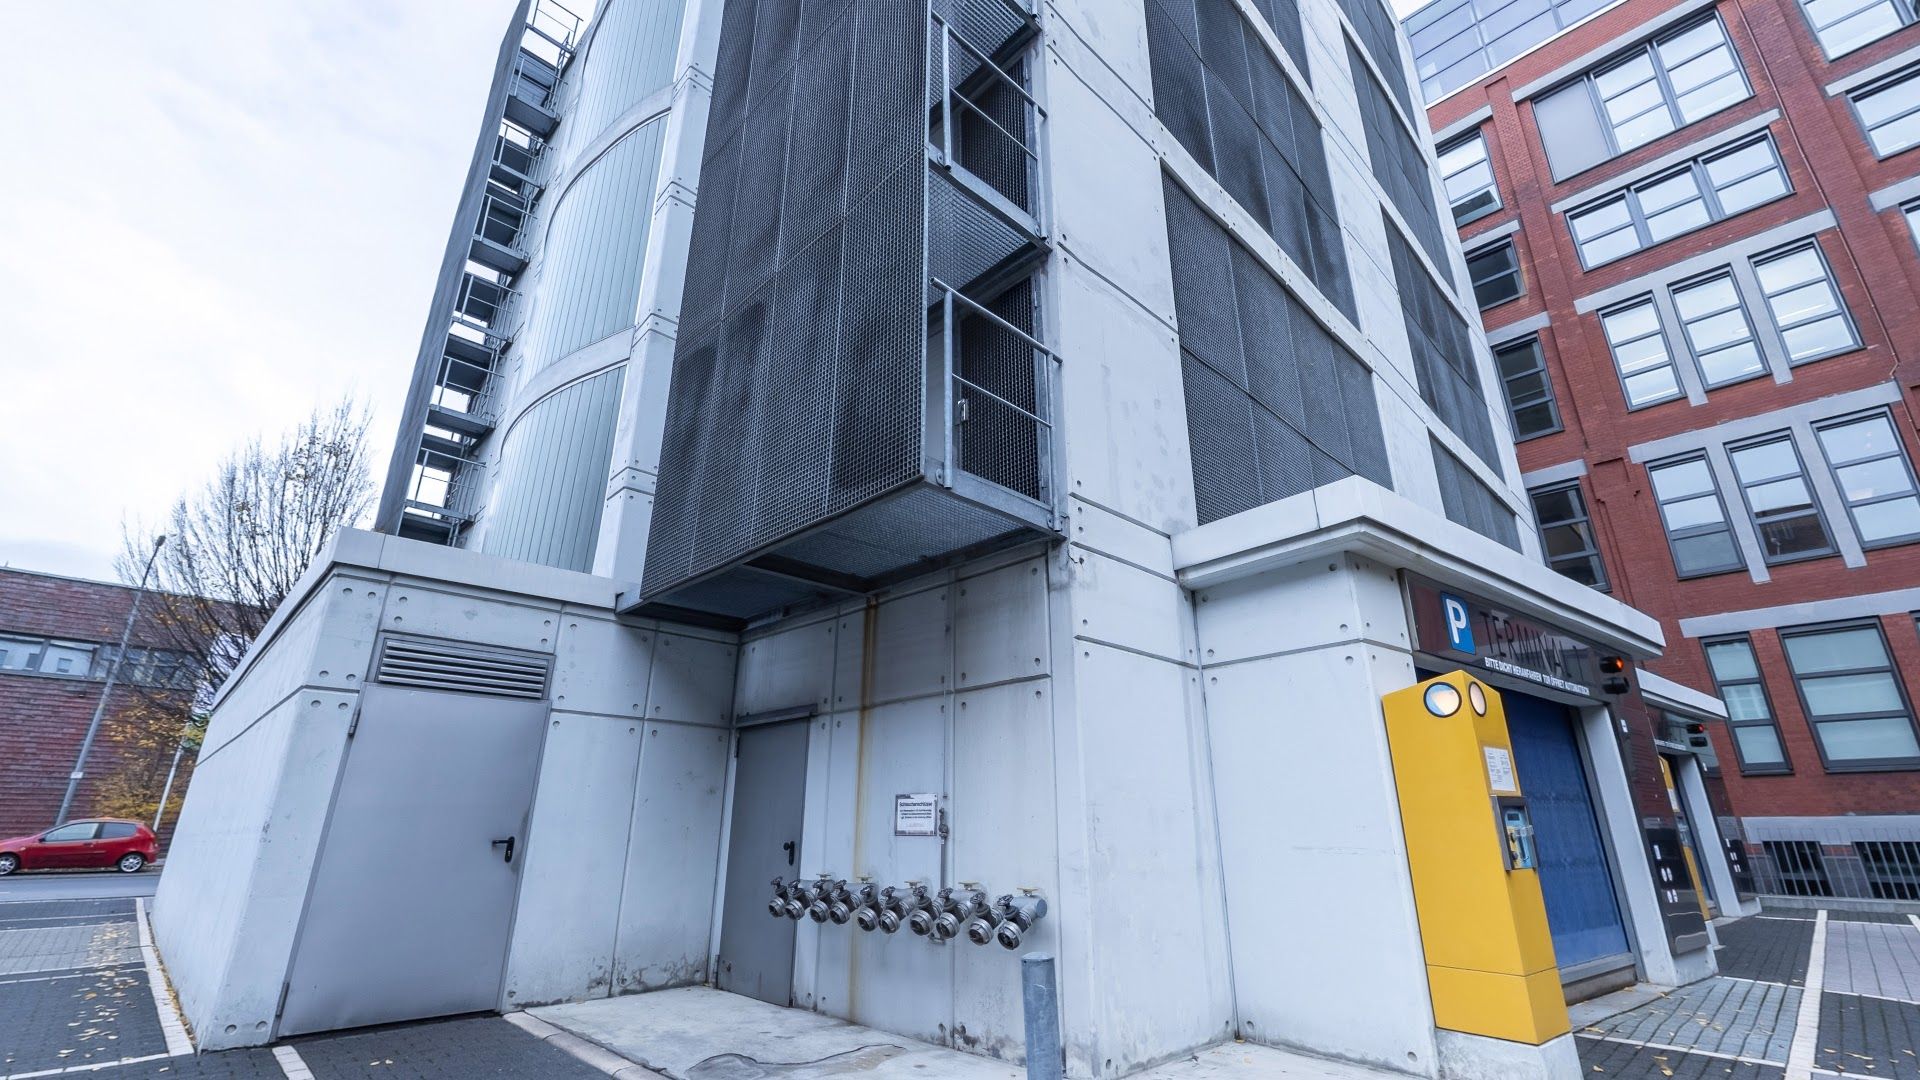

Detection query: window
xmin=1704 ymin=636 xmax=1791 ymax=772
xmin=1407 ymin=0 xmax=1620 ymax=102
xmin=1816 ymin=412 xmax=1920 ymax=546
xmin=1566 ymin=136 xmax=1790 ymax=267
xmin=1531 ymin=482 xmax=1608 ymax=587
xmin=1495 ymin=337 xmax=1561 ymax=439
xmin=1649 ymin=454 xmax=1745 ymax=575
xmin=1852 ymin=65 xmax=1920 ymax=157
xmin=1468 ymin=240 xmax=1524 ymax=308
xmin=1906 ymin=201 xmax=1920 ymax=248
xmin=0 ymin=636 xmax=41 ymax=672
xmin=41 ymin=823 xmax=97 ymax=843
xmin=1440 ymin=131 xmax=1502 ymax=226
xmin=1752 ymin=243 xmax=1858 ymax=363
xmin=1535 ymin=16 xmax=1750 ymax=179
xmin=1800 ymin=0 xmax=1916 ymax=58
xmin=1781 ymin=621 xmax=1920 ymax=767
xmin=98 ymin=823 xmax=139 ymax=840
xmin=1673 ymin=272 xmax=1765 ymax=387
xmin=1729 ymin=434 xmax=1835 ymax=563
xmin=1601 ymin=299 xmax=1683 ymax=407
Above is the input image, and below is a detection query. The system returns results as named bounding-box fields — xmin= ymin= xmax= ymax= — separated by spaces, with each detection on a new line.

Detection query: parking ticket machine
xmin=1382 ymin=671 xmax=1570 ymax=1046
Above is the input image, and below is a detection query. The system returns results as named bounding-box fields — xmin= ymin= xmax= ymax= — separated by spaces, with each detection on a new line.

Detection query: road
xmin=0 ymin=870 xmax=158 ymax=903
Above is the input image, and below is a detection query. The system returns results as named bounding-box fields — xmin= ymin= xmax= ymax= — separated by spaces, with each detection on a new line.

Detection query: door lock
xmin=492 ymin=836 xmax=516 ymax=864
xmin=782 ymin=840 xmax=796 ymax=866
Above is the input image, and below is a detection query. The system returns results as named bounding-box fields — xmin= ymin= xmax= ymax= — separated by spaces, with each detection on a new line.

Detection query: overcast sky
xmin=0 ymin=0 xmax=517 ymax=583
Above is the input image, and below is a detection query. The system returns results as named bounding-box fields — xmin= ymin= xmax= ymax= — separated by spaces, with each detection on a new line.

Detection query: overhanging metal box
xmin=638 ymin=0 xmax=1059 ymax=626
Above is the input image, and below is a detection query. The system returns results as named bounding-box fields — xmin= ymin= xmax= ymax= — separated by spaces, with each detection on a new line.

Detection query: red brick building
xmin=0 ymin=568 xmax=202 ymax=847
xmin=1407 ymin=0 xmax=1920 ymax=899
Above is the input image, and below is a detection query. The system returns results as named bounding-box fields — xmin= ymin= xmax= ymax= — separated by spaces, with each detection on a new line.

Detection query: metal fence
xmin=1734 ymin=826 xmax=1920 ymax=903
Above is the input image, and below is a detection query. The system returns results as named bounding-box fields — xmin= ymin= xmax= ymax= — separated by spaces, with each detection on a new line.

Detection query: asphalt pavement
xmin=0 ymin=870 xmax=159 ymax=903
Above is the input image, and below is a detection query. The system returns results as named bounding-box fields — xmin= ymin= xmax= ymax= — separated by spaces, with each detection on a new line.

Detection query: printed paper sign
xmin=1483 ymin=746 xmax=1518 ymax=794
xmin=894 ymin=794 xmax=939 ymax=837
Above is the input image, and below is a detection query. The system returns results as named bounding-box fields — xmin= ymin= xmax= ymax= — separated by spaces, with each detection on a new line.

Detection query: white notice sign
xmin=894 ymin=794 xmax=939 ymax=837
xmin=1483 ymin=746 xmax=1518 ymax=794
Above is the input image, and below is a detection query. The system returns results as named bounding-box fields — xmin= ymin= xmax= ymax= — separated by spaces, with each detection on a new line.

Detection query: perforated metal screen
xmin=1381 ymin=210 xmax=1502 ymax=472
xmin=1430 ymin=436 xmax=1522 ymax=550
xmin=641 ymin=0 xmax=1054 ymax=621
xmin=1348 ymin=38 xmax=1452 ymax=270
xmin=1143 ymin=0 xmax=1354 ymax=320
xmin=1165 ymin=176 xmax=1392 ymax=525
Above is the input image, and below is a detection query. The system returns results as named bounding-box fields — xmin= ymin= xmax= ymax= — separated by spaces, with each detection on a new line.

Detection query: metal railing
xmin=509 ymin=50 xmax=563 ymax=111
xmin=929 ymin=10 xmax=1044 ymax=223
xmin=428 ymin=351 xmax=500 ymax=424
xmin=525 ymin=0 xmax=583 ymax=57
xmin=933 ymin=278 xmax=1059 ymax=508
xmin=452 ymin=267 xmax=516 ymax=335
xmin=475 ymin=190 xmax=532 ymax=256
xmin=493 ymin=120 xmax=546 ymax=185
xmin=1738 ymin=830 xmax=1920 ymax=903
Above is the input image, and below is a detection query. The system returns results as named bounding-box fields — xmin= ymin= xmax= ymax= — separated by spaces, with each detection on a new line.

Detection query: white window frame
xmin=1566 ymin=134 xmax=1791 ymax=268
xmin=1813 ymin=409 xmax=1920 ymax=549
xmin=1439 ymin=129 xmax=1503 ymax=227
xmin=1850 ymin=63 xmax=1920 ymax=159
xmin=1797 ymin=0 xmax=1917 ymax=61
xmin=1726 ymin=431 xmax=1838 ymax=566
xmin=1600 ymin=296 xmax=1685 ymax=409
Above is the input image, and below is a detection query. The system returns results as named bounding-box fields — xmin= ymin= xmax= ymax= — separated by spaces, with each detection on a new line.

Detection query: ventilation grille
xmin=373 ymin=637 xmax=551 ymax=699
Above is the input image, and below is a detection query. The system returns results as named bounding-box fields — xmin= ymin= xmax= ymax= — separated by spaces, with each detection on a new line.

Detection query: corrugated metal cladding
xmin=1381 ymin=210 xmax=1502 ymax=471
xmin=643 ymin=0 xmax=933 ymax=597
xmin=514 ymin=119 xmax=668 ymax=389
xmin=563 ymin=0 xmax=688 ymax=150
xmin=1348 ymin=38 xmax=1452 ymax=271
xmin=1142 ymin=0 xmax=1355 ymax=320
xmin=480 ymin=366 xmax=625 ymax=572
xmin=1164 ymin=176 xmax=1392 ymax=525
xmin=1430 ymin=435 xmax=1522 ymax=549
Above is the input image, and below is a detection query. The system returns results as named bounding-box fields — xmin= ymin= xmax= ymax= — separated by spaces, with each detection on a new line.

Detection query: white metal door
xmin=716 ymin=719 xmax=808 ymax=1005
xmin=279 ymin=683 xmax=546 ymax=1036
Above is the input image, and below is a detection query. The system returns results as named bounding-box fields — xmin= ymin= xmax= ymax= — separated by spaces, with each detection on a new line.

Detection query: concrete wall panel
xmin=505 ymin=713 xmax=643 ymax=1006
xmin=868 ymin=587 xmax=951 ymax=704
xmin=954 ymin=559 xmax=1048 ymax=690
xmin=647 ymin=631 xmax=737 ymax=726
xmin=612 ymin=720 xmax=730 ymax=992
xmin=552 ymin=612 xmax=653 ymax=717
xmin=379 ymin=583 xmax=560 ymax=654
xmin=1067 ymin=550 xmax=1193 ymax=665
xmin=737 ymin=616 xmax=838 ymax=717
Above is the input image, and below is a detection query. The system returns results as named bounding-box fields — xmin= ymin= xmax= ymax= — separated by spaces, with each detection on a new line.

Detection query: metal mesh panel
xmin=1167 ymin=176 xmax=1392 ymax=524
xmin=832 ymin=165 xmax=925 ymax=514
xmin=1247 ymin=0 xmax=1309 ymax=76
xmin=954 ymin=281 xmax=1042 ymax=499
xmin=954 ymin=59 xmax=1031 ymax=209
xmin=1430 ymin=437 xmax=1521 ymax=550
xmin=1334 ymin=0 xmax=1414 ymax=119
xmin=1349 ymin=38 xmax=1449 ymax=269
xmin=774 ymin=485 xmax=1030 ymax=580
xmin=1384 ymin=211 xmax=1500 ymax=471
xmin=1146 ymin=0 xmax=1355 ymax=319
xmin=781 ymin=8 xmax=857 ymax=257
xmin=929 ymin=170 xmax=1033 ymax=290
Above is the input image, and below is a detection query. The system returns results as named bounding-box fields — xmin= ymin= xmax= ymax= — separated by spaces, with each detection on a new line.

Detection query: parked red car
xmin=0 ymin=819 xmax=158 ymax=875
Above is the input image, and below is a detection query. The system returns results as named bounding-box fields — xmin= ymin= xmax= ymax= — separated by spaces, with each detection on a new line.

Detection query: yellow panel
xmin=1384 ymin=671 xmax=1568 ymax=1045
xmin=1427 ymin=965 xmax=1572 ymax=1044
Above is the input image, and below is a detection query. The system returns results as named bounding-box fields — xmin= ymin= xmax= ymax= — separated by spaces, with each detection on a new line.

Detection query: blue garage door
xmin=1504 ymin=692 xmax=1631 ymax=971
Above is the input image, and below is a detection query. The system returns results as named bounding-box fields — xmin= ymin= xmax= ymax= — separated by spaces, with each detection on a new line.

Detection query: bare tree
xmin=119 ymin=396 xmax=378 ymax=700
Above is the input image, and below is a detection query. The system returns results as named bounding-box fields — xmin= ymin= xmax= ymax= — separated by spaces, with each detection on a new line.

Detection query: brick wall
xmin=1424 ymin=0 xmax=1920 ymax=823
xmin=0 ymin=569 xmax=201 ymax=846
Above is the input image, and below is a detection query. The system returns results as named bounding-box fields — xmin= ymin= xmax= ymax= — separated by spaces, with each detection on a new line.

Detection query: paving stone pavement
xmin=1824 ymin=920 xmax=1920 ymax=1002
xmin=1577 ymin=1035 xmax=1785 ymax=1078
xmin=291 ymin=1016 xmax=616 ymax=1079
xmin=1816 ymin=992 xmax=1920 ymax=1078
xmin=1715 ymin=916 xmax=1816 ymax=985
xmin=1578 ymin=975 xmax=1799 ymax=1063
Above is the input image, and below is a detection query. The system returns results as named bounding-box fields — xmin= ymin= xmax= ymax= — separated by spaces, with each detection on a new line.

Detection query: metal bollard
xmin=1021 ymin=952 xmax=1063 ymax=1080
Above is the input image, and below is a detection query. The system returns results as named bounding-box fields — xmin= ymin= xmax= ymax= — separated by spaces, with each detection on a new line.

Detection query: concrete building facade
xmin=155 ymin=1 xmax=1750 ymax=1076
xmin=1408 ymin=0 xmax=1920 ymax=903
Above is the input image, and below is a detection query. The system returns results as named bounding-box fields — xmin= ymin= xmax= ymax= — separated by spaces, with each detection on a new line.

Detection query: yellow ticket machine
xmin=1383 ymin=671 xmax=1570 ymax=1045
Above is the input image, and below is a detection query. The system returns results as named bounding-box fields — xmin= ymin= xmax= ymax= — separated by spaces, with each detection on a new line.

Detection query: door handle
xmin=492 ymin=836 xmax=516 ymax=864
xmin=782 ymin=840 xmax=795 ymax=866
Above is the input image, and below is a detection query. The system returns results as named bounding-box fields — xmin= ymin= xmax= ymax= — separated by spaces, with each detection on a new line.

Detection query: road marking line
xmin=1908 ymin=914 xmax=1920 ymax=934
xmin=273 ymin=1045 xmax=315 ymax=1080
xmin=1575 ymin=1033 xmax=1785 ymax=1068
xmin=0 ymin=1053 xmax=172 ymax=1079
xmin=133 ymin=898 xmax=193 ymax=1056
xmin=1785 ymin=908 xmax=1827 ymax=1080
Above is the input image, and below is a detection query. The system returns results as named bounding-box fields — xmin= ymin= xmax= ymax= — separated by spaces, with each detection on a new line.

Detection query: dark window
xmin=1648 ymin=454 xmax=1745 ymax=576
xmin=98 ymin=823 xmax=139 ymax=840
xmin=1439 ymin=130 xmax=1501 ymax=226
xmin=1143 ymin=0 xmax=1355 ymax=316
xmin=1530 ymin=482 xmax=1607 ymax=588
xmin=1408 ymin=0 xmax=1623 ymax=102
xmin=1781 ymin=621 xmax=1920 ymax=767
xmin=1799 ymin=0 xmax=1916 ymax=58
xmin=1467 ymin=240 xmax=1524 ymax=309
xmin=1703 ymin=635 xmax=1791 ymax=773
xmin=1566 ymin=135 xmax=1790 ymax=267
xmin=1534 ymin=15 xmax=1749 ymax=179
xmin=1494 ymin=337 xmax=1560 ymax=439
xmin=1728 ymin=434 xmax=1835 ymax=564
xmin=1815 ymin=411 xmax=1920 ymax=548
xmin=1432 ymin=437 xmax=1522 ymax=550
xmin=42 ymin=823 xmax=98 ymax=843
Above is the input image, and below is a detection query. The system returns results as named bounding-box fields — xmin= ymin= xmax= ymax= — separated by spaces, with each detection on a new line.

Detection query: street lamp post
xmin=55 ymin=534 xmax=167 ymax=828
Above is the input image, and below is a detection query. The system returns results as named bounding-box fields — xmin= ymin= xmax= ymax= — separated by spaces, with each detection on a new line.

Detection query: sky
xmin=0 ymin=0 xmax=518 ymax=582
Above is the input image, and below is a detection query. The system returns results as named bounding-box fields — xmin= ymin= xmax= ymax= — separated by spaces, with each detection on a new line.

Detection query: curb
xmin=502 ymin=1012 xmax=668 ymax=1079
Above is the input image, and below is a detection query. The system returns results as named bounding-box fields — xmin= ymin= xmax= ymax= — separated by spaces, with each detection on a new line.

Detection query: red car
xmin=0 ymin=819 xmax=158 ymax=875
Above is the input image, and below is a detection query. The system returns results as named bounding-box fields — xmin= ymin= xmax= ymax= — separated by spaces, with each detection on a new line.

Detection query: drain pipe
xmin=1021 ymin=952 xmax=1062 ymax=1080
